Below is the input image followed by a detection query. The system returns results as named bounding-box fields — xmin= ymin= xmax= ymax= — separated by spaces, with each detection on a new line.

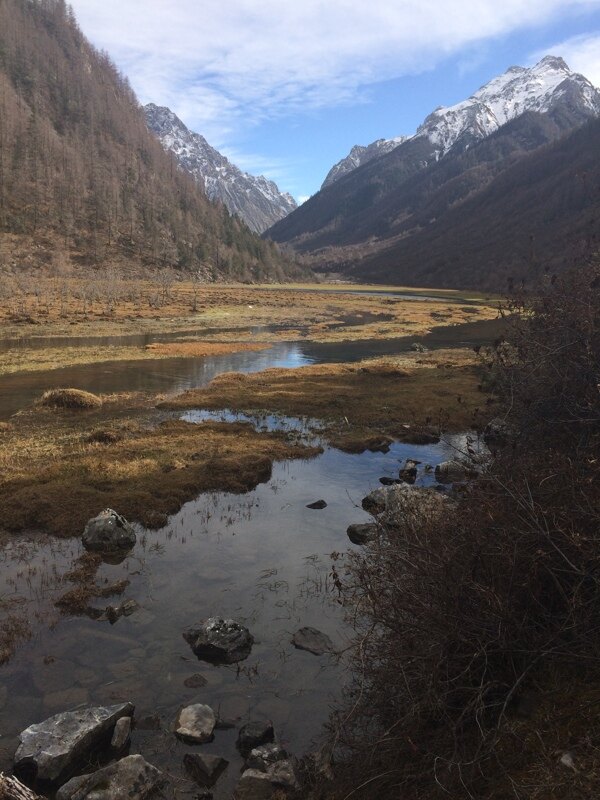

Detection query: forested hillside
xmin=0 ymin=0 xmax=300 ymax=281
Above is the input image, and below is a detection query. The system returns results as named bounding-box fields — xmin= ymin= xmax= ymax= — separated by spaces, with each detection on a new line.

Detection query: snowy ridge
xmin=321 ymin=56 xmax=600 ymax=187
xmin=145 ymin=104 xmax=296 ymax=233
xmin=322 ymin=137 xmax=408 ymax=188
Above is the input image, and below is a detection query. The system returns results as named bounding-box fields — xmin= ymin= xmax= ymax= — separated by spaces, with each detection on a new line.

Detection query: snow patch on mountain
xmin=145 ymin=104 xmax=296 ymax=233
xmin=321 ymin=56 xmax=600 ymax=187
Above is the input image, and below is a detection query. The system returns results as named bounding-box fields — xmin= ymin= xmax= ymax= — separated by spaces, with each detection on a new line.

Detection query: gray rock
xmin=434 ymin=460 xmax=469 ymax=484
xmin=15 ymin=702 xmax=134 ymax=785
xmin=110 ymin=716 xmax=131 ymax=750
xmin=399 ymin=458 xmax=420 ymax=483
xmin=183 ymin=618 xmax=254 ymax=664
xmin=361 ymin=487 xmax=388 ymax=514
xmin=347 ymin=523 xmax=377 ymax=545
xmin=82 ymin=510 xmax=136 ymax=553
xmin=174 ymin=704 xmax=216 ymax=744
xmin=234 ymin=760 xmax=298 ymax=799
xmin=183 ymin=752 xmax=228 ymax=787
xmin=106 ymin=600 xmax=139 ymax=624
xmin=291 ymin=627 xmax=334 ymax=656
xmin=246 ymin=743 xmax=288 ymax=772
xmin=237 ymin=721 xmax=275 ymax=756
xmin=56 ymin=754 xmax=162 ymax=799
xmin=484 ymin=417 xmax=517 ymax=446
xmin=306 ymin=500 xmax=327 ymax=509
xmin=410 ymin=342 xmax=428 ymax=352
xmin=381 ymin=483 xmax=451 ymax=531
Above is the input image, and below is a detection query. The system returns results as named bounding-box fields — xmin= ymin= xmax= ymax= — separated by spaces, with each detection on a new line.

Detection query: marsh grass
xmin=39 ymin=388 xmax=102 ymax=409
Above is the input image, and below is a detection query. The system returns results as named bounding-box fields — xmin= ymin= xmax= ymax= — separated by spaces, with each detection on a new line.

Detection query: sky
xmin=69 ymin=0 xmax=600 ymax=202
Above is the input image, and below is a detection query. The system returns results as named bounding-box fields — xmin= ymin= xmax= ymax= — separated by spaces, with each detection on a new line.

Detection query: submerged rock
xmin=82 ymin=510 xmax=136 ymax=554
xmin=56 ymin=755 xmax=162 ymax=800
xmin=14 ymin=702 xmax=134 ymax=785
xmin=237 ymin=721 xmax=275 ymax=756
xmin=291 ymin=627 xmax=334 ymax=656
xmin=347 ymin=523 xmax=378 ymax=545
xmin=183 ymin=618 xmax=254 ymax=664
xmin=183 ymin=752 xmax=228 ymax=787
xmin=174 ymin=704 xmax=216 ymax=744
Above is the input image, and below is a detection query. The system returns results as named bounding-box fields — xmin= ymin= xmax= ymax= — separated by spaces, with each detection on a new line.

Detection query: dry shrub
xmin=327 ymin=262 xmax=600 ymax=799
xmin=39 ymin=388 xmax=102 ymax=409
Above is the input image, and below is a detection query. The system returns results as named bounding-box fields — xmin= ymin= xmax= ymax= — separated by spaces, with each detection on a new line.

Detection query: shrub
xmin=326 ymin=260 xmax=600 ymax=799
xmin=39 ymin=388 xmax=102 ymax=409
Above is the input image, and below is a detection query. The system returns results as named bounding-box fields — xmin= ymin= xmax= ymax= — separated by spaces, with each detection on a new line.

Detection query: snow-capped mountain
xmin=322 ymin=56 xmax=600 ymax=187
xmin=322 ymin=137 xmax=407 ymax=188
xmin=145 ymin=104 xmax=296 ymax=234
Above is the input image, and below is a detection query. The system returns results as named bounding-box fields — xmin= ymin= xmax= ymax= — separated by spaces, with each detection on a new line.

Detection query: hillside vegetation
xmin=0 ymin=0 xmax=302 ymax=281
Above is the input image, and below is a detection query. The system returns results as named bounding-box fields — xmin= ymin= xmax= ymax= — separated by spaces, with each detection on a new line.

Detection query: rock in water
xmin=110 ymin=717 xmax=131 ymax=750
xmin=174 ymin=704 xmax=216 ymax=744
xmin=82 ymin=510 xmax=136 ymax=553
xmin=183 ymin=753 xmax=228 ymax=787
xmin=183 ymin=618 xmax=254 ymax=664
xmin=14 ymin=703 xmax=134 ymax=785
xmin=346 ymin=523 xmax=377 ymax=545
xmin=56 ymin=755 xmax=162 ymax=799
xmin=291 ymin=627 xmax=334 ymax=656
xmin=306 ymin=500 xmax=327 ymax=509
xmin=234 ymin=760 xmax=298 ymax=799
xmin=434 ymin=460 xmax=469 ymax=483
xmin=246 ymin=743 xmax=288 ymax=772
xmin=237 ymin=721 xmax=275 ymax=756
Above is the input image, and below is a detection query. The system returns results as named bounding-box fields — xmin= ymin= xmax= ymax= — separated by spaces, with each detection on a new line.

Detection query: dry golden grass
xmin=0 ymin=394 xmax=321 ymax=537
xmin=143 ymin=341 xmax=267 ymax=357
xmin=162 ymin=348 xmax=492 ymax=451
xmin=40 ymin=388 xmax=103 ymax=409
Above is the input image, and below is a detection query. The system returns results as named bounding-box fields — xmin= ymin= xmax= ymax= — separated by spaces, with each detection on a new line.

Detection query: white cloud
xmin=533 ymin=32 xmax=600 ymax=85
xmin=70 ymin=0 xmax=600 ymax=146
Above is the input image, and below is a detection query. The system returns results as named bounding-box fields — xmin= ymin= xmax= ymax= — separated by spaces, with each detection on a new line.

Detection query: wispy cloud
xmin=71 ymin=0 xmax=600 ymax=147
xmin=533 ymin=32 xmax=600 ymax=85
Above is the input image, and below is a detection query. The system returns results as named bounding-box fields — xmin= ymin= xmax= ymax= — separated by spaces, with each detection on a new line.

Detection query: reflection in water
xmin=0 ymin=435 xmax=474 ymax=798
xmin=0 ymin=317 xmax=506 ymax=420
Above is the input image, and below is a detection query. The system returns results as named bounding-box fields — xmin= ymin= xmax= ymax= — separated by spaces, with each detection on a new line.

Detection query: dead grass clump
xmin=324 ymin=262 xmax=600 ymax=799
xmin=87 ymin=428 xmax=123 ymax=444
xmin=0 ymin=422 xmax=11 ymax=433
xmin=0 ymin=614 xmax=31 ymax=665
xmin=40 ymin=388 xmax=102 ymax=409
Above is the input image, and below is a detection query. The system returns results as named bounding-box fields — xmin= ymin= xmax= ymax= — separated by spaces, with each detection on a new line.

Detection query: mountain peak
xmin=145 ymin=104 xmax=296 ymax=233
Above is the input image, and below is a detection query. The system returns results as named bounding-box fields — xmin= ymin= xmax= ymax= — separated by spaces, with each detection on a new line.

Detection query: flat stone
xmin=110 ymin=716 xmax=131 ymax=750
xmin=246 ymin=743 xmax=288 ymax=772
xmin=82 ymin=509 xmax=136 ymax=553
xmin=291 ymin=627 xmax=334 ymax=656
xmin=183 ymin=618 xmax=254 ymax=664
xmin=175 ymin=704 xmax=216 ymax=744
xmin=32 ymin=659 xmax=76 ymax=694
xmin=237 ymin=721 xmax=274 ymax=756
xmin=184 ymin=673 xmax=208 ymax=689
xmin=56 ymin=754 xmax=162 ymax=799
xmin=183 ymin=752 xmax=228 ymax=787
xmin=15 ymin=702 xmax=134 ymax=785
xmin=347 ymin=523 xmax=377 ymax=545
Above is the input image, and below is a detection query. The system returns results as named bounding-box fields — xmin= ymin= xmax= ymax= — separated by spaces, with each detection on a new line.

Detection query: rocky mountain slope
xmin=145 ymin=104 xmax=296 ymax=234
xmin=322 ymin=137 xmax=407 ymax=188
xmin=267 ymin=57 xmax=600 ymax=289
xmin=0 ymin=0 xmax=301 ymax=282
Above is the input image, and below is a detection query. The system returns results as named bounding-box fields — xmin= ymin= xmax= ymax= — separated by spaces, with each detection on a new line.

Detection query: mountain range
xmin=268 ymin=56 xmax=600 ymax=289
xmin=145 ymin=104 xmax=297 ymax=234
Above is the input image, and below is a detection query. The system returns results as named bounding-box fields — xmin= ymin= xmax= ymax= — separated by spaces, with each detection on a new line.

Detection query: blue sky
xmin=70 ymin=1 xmax=600 ymax=202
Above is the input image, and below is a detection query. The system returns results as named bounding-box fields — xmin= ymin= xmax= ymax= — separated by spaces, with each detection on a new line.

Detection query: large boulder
xmin=347 ymin=523 xmax=378 ymax=545
xmin=14 ymin=703 xmax=134 ymax=785
xmin=56 ymin=755 xmax=162 ymax=800
xmin=484 ymin=417 xmax=517 ymax=447
xmin=381 ymin=483 xmax=451 ymax=531
xmin=82 ymin=510 xmax=136 ymax=553
xmin=183 ymin=618 xmax=254 ymax=664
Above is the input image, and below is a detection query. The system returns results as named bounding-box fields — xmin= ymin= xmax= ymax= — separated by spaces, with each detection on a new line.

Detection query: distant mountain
xmin=267 ymin=56 xmax=600 ymax=289
xmin=0 ymin=0 xmax=301 ymax=282
xmin=145 ymin=104 xmax=296 ymax=234
xmin=322 ymin=137 xmax=407 ymax=188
